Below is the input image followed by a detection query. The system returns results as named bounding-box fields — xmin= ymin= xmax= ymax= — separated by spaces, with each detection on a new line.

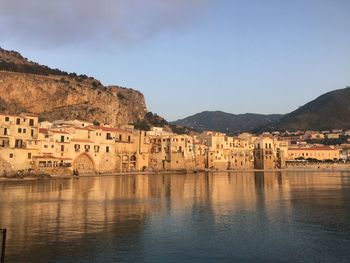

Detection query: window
xmin=3 ymin=128 xmax=8 ymax=135
xmin=16 ymin=118 xmax=20 ymax=125
xmin=18 ymin=128 xmax=22 ymax=133
xmin=128 ymin=135 xmax=131 ymax=142
xmin=61 ymin=145 xmax=65 ymax=152
xmin=119 ymin=134 xmax=122 ymax=141
xmin=94 ymin=145 xmax=100 ymax=153
xmin=23 ymin=129 xmax=26 ymax=134
xmin=9 ymin=153 xmax=13 ymax=158
xmin=5 ymin=117 xmax=9 ymax=122
xmin=31 ymin=129 xmax=34 ymax=137
xmin=84 ymin=145 xmax=90 ymax=152
xmin=106 ymin=146 xmax=110 ymax=153
xmin=44 ymin=145 xmax=48 ymax=148
xmin=74 ymin=144 xmax=80 ymax=152
xmin=60 ymin=136 xmax=65 ymax=142
xmin=15 ymin=139 xmax=23 ymax=148
xmin=106 ymin=133 xmax=112 ymax=140
xmin=29 ymin=119 xmax=34 ymax=126
xmin=28 ymin=153 xmax=32 ymax=159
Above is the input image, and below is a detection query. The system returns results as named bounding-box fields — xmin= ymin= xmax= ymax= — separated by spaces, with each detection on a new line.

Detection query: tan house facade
xmin=2 ymin=113 xmax=348 ymax=177
xmin=253 ymin=137 xmax=288 ymax=169
xmin=287 ymin=146 xmax=340 ymax=161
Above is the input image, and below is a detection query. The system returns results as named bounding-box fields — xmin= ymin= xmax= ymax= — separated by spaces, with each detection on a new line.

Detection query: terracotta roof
xmin=22 ymin=113 xmax=38 ymax=117
xmin=49 ymin=130 xmax=70 ymax=135
xmin=86 ymin=125 xmax=132 ymax=133
xmin=288 ymin=146 xmax=339 ymax=151
xmin=73 ymin=126 xmax=94 ymax=131
xmin=0 ymin=113 xmax=18 ymax=118
xmin=32 ymin=156 xmax=72 ymax=160
xmin=71 ymin=138 xmax=94 ymax=143
xmin=39 ymin=128 xmax=48 ymax=134
xmin=0 ymin=113 xmax=38 ymax=118
xmin=101 ymin=126 xmax=123 ymax=132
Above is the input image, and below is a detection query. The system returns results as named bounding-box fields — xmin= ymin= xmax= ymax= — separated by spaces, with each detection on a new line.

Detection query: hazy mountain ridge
xmin=174 ymin=87 xmax=350 ymax=133
xmin=172 ymin=111 xmax=283 ymax=134
xmin=266 ymin=87 xmax=350 ymax=131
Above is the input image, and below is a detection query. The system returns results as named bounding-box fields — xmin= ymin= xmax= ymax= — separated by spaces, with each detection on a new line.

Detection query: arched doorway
xmin=73 ymin=153 xmax=95 ymax=174
xmin=0 ymin=157 xmax=13 ymax=177
xmin=130 ymin=155 xmax=137 ymax=171
xmin=122 ymin=155 xmax=129 ymax=172
xmin=115 ymin=155 xmax=122 ymax=172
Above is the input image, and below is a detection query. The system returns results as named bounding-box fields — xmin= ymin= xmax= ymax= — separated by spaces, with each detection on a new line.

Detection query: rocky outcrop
xmin=0 ymin=71 xmax=147 ymax=125
xmin=0 ymin=48 xmax=148 ymax=126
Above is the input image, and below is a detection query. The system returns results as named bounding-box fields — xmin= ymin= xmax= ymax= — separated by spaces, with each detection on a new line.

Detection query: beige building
xmin=0 ymin=113 xmax=40 ymax=175
xmin=253 ymin=137 xmax=288 ymax=169
xmin=196 ymin=131 xmax=254 ymax=170
xmin=2 ymin=113 xmax=346 ymax=176
xmin=148 ymin=134 xmax=195 ymax=171
xmin=0 ymin=114 xmax=150 ymax=176
xmin=288 ymin=146 xmax=340 ymax=161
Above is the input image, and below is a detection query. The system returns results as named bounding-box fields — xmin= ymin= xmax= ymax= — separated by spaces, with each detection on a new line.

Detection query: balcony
xmin=14 ymin=140 xmax=26 ymax=149
xmin=0 ymin=139 xmax=10 ymax=148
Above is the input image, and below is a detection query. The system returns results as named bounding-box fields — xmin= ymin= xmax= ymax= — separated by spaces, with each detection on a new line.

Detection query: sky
xmin=0 ymin=0 xmax=350 ymax=121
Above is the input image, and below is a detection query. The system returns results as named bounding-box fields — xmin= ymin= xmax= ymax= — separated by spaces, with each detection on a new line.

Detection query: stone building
xmin=148 ymin=134 xmax=196 ymax=171
xmin=253 ymin=137 xmax=288 ymax=169
xmin=0 ymin=113 xmax=150 ymax=176
xmin=0 ymin=113 xmax=40 ymax=175
xmin=196 ymin=131 xmax=254 ymax=170
xmin=287 ymin=146 xmax=340 ymax=161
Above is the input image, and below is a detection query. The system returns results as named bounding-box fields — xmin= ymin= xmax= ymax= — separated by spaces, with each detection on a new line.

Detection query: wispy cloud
xmin=0 ymin=0 xmax=212 ymax=47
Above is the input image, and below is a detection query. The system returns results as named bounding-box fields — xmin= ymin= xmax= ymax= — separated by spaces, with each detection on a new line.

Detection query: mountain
xmin=266 ymin=87 xmax=350 ymax=131
xmin=0 ymin=47 xmax=147 ymax=126
xmin=172 ymin=111 xmax=283 ymax=134
xmin=174 ymin=87 xmax=350 ymax=134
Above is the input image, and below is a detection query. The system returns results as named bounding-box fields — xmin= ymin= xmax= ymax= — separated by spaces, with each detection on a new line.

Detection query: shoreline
xmin=1 ymin=167 xmax=350 ymax=183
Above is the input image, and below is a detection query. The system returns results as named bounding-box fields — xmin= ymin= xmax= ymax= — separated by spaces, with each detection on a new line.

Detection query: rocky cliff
xmin=0 ymin=48 xmax=148 ymax=125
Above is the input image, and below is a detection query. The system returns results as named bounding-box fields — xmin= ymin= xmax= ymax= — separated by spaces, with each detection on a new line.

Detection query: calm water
xmin=1 ymin=172 xmax=350 ymax=263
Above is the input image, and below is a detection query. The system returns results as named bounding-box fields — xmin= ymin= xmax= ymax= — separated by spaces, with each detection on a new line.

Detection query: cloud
xmin=0 ymin=0 xmax=211 ymax=48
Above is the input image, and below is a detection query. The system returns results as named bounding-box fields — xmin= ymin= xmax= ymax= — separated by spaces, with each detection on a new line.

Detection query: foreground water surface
xmin=0 ymin=171 xmax=350 ymax=263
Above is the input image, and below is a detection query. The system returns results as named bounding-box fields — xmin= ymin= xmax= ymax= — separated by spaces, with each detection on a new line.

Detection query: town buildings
xmin=287 ymin=146 xmax=341 ymax=161
xmin=0 ymin=112 xmax=349 ymax=177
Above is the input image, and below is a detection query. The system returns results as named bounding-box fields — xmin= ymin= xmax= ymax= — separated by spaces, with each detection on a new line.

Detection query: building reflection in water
xmin=0 ymin=171 xmax=349 ymax=263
